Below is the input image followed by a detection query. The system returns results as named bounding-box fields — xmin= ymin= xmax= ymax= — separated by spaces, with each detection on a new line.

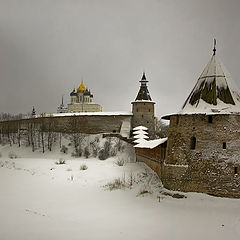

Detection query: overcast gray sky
xmin=0 ymin=0 xmax=240 ymax=118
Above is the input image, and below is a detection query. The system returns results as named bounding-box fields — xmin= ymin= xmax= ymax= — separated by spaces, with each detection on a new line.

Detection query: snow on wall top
xmin=52 ymin=112 xmax=133 ymax=117
xmin=134 ymin=138 xmax=168 ymax=149
xmin=180 ymin=55 xmax=240 ymax=115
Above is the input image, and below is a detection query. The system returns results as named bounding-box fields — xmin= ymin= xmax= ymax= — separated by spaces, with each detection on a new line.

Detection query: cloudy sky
xmin=0 ymin=0 xmax=240 ymax=118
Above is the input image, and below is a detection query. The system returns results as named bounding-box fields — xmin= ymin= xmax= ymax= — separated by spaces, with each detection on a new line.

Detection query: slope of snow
xmin=1 ymin=145 xmax=240 ymax=240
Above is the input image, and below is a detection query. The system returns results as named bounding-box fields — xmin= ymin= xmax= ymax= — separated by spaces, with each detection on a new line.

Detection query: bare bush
xmin=8 ymin=151 xmax=18 ymax=159
xmin=136 ymin=189 xmax=152 ymax=197
xmin=115 ymin=157 xmax=125 ymax=166
xmin=84 ymin=146 xmax=90 ymax=159
xmin=55 ymin=158 xmax=66 ymax=165
xmin=80 ymin=164 xmax=88 ymax=171
xmin=128 ymin=172 xmax=135 ymax=187
xmin=90 ymin=136 xmax=100 ymax=158
xmin=98 ymin=138 xmax=112 ymax=160
xmin=104 ymin=178 xmax=126 ymax=191
xmin=98 ymin=149 xmax=108 ymax=160
xmin=60 ymin=145 xmax=68 ymax=154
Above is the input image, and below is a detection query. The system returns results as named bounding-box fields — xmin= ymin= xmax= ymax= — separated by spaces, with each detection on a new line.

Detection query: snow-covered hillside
xmin=0 ymin=144 xmax=240 ymax=240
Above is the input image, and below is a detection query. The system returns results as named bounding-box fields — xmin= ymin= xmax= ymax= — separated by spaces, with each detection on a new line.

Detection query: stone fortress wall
xmin=161 ymin=114 xmax=240 ymax=198
xmin=131 ymin=101 xmax=156 ymax=139
xmin=0 ymin=114 xmax=132 ymax=136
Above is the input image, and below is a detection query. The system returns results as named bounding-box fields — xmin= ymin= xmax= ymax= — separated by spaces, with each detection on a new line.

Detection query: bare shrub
xmin=128 ymin=172 xmax=135 ymax=187
xmin=115 ymin=157 xmax=125 ymax=166
xmin=90 ymin=136 xmax=100 ymax=158
xmin=98 ymin=149 xmax=108 ymax=160
xmin=136 ymin=189 xmax=152 ymax=197
xmin=55 ymin=158 xmax=66 ymax=165
xmin=137 ymin=189 xmax=152 ymax=197
xmin=60 ymin=145 xmax=68 ymax=154
xmin=71 ymin=152 xmax=77 ymax=157
xmin=104 ymin=177 xmax=126 ymax=191
xmin=8 ymin=151 xmax=17 ymax=159
xmin=80 ymin=164 xmax=88 ymax=171
xmin=84 ymin=146 xmax=90 ymax=159
xmin=71 ymin=133 xmax=85 ymax=157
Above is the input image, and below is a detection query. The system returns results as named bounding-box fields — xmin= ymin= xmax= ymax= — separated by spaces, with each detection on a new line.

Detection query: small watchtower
xmin=131 ymin=72 xmax=156 ymax=139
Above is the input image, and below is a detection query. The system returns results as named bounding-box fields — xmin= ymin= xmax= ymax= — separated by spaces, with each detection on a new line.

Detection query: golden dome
xmin=77 ymin=81 xmax=87 ymax=93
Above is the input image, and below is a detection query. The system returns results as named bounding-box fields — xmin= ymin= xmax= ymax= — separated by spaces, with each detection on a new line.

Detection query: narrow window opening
xmin=149 ymin=109 xmax=151 ymax=112
xmin=223 ymin=142 xmax=226 ymax=149
xmin=142 ymin=115 xmax=143 ymax=118
xmin=112 ymin=130 xmax=116 ymax=133
xmin=136 ymin=108 xmax=138 ymax=112
xmin=208 ymin=115 xmax=213 ymax=123
xmin=190 ymin=137 xmax=196 ymax=150
xmin=234 ymin=167 xmax=238 ymax=175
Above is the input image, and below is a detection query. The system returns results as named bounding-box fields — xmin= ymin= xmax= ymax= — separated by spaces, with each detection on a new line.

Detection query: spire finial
xmin=142 ymin=71 xmax=146 ymax=80
xmin=213 ymin=38 xmax=216 ymax=56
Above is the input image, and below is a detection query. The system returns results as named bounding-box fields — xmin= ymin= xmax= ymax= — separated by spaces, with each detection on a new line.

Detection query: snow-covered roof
xmin=162 ymin=52 xmax=240 ymax=120
xmin=133 ymin=138 xmax=147 ymax=144
xmin=134 ymin=72 xmax=153 ymax=101
xmin=133 ymin=134 xmax=149 ymax=139
xmin=132 ymin=130 xmax=148 ymax=135
xmin=181 ymin=55 xmax=240 ymax=115
xmin=52 ymin=112 xmax=133 ymax=117
xmin=133 ymin=126 xmax=148 ymax=131
xmin=134 ymin=138 xmax=168 ymax=149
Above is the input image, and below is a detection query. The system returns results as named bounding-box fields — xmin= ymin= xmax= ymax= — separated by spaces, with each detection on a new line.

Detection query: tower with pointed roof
xmin=131 ymin=72 xmax=156 ymax=139
xmin=57 ymin=96 xmax=68 ymax=113
xmin=68 ymin=80 xmax=103 ymax=113
xmin=31 ymin=106 xmax=36 ymax=118
xmin=161 ymin=40 xmax=240 ymax=198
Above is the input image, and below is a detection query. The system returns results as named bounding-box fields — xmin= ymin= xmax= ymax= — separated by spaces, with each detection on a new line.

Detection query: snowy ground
xmin=1 ymin=145 xmax=240 ymax=240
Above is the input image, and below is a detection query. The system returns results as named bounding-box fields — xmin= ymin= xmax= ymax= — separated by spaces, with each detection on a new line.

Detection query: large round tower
xmin=131 ymin=72 xmax=156 ymax=139
xmin=162 ymin=40 xmax=240 ymax=198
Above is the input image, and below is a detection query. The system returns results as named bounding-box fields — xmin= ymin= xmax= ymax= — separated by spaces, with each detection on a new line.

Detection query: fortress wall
xmin=162 ymin=114 xmax=240 ymax=198
xmin=0 ymin=115 xmax=132 ymax=135
xmin=135 ymin=143 xmax=167 ymax=178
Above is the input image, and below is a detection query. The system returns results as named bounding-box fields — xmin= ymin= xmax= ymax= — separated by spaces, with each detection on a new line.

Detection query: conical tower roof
xmin=134 ymin=72 xmax=153 ymax=101
xmin=181 ymin=44 xmax=240 ymax=114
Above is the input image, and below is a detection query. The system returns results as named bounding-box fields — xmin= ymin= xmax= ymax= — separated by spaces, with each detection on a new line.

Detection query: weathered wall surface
xmin=0 ymin=115 xmax=132 ymax=135
xmin=135 ymin=143 xmax=167 ymax=178
xmin=131 ymin=102 xmax=156 ymax=139
xmin=163 ymin=114 xmax=240 ymax=198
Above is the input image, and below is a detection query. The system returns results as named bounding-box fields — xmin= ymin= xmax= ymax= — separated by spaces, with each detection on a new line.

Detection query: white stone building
xmin=68 ymin=81 xmax=103 ymax=113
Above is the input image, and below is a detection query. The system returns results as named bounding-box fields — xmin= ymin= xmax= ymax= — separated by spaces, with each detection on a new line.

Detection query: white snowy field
xmin=1 ymin=145 xmax=240 ymax=240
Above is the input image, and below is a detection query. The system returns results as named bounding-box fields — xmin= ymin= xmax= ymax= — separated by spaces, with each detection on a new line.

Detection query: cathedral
xmin=57 ymin=81 xmax=103 ymax=113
